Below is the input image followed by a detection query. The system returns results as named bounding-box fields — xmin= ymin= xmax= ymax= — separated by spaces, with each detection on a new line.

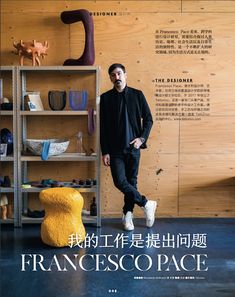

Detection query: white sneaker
xmin=143 ymin=200 xmax=157 ymax=228
xmin=122 ymin=211 xmax=134 ymax=231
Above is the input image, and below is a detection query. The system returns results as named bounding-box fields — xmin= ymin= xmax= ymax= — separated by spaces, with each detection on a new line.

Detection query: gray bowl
xmin=25 ymin=138 xmax=70 ymax=157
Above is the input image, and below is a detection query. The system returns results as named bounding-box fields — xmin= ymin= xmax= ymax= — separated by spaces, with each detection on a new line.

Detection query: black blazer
xmin=100 ymin=86 xmax=153 ymax=155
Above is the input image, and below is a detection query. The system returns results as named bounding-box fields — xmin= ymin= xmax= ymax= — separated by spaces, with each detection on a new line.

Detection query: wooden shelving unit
xmin=0 ymin=66 xmax=18 ymax=226
xmin=1 ymin=66 xmax=101 ymax=227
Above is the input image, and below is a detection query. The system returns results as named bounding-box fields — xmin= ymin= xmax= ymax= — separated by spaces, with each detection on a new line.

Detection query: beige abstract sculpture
xmin=13 ymin=40 xmax=49 ymax=66
xmin=0 ymin=194 xmax=8 ymax=220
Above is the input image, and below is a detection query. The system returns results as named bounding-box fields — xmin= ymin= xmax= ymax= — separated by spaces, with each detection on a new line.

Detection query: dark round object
xmin=1 ymin=103 xmax=13 ymax=110
xmin=79 ymin=179 xmax=85 ymax=186
xmin=2 ymin=176 xmax=11 ymax=187
xmin=0 ymin=128 xmax=13 ymax=155
xmin=85 ymin=179 xmax=92 ymax=186
xmin=51 ymin=182 xmax=60 ymax=188
xmin=48 ymin=91 xmax=66 ymax=111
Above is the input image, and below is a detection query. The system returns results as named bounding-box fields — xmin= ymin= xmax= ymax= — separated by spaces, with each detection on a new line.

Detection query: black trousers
xmin=110 ymin=151 xmax=147 ymax=214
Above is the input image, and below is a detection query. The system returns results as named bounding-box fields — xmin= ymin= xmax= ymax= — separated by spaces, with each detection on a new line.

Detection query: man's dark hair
xmin=108 ymin=63 xmax=126 ymax=75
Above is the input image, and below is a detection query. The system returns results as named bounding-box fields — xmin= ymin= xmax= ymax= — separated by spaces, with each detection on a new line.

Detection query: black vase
xmin=2 ymin=176 xmax=11 ymax=187
xmin=48 ymin=91 xmax=66 ymax=111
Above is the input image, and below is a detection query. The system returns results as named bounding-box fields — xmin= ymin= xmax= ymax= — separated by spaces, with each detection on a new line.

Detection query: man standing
xmin=100 ymin=63 xmax=157 ymax=231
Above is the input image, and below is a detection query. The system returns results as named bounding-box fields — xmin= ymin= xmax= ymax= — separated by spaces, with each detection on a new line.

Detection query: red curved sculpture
xmin=61 ymin=9 xmax=95 ymax=66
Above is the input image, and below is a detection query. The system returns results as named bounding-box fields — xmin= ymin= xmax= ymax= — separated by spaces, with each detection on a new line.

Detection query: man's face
xmin=109 ymin=67 xmax=127 ymax=89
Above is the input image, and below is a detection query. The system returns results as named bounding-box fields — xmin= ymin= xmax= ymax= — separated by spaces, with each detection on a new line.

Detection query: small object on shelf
xmin=25 ymin=138 xmax=70 ymax=157
xmin=7 ymin=204 xmax=14 ymax=219
xmin=1 ymin=102 xmax=13 ymax=110
xmin=0 ymin=194 xmax=8 ymax=220
xmin=71 ymin=178 xmax=96 ymax=188
xmin=38 ymin=179 xmax=63 ymax=188
xmin=0 ymin=79 xmax=2 ymax=100
xmin=0 ymin=205 xmax=7 ymax=220
xmin=2 ymin=176 xmax=11 ymax=188
xmin=13 ymin=39 xmax=49 ymax=66
xmin=0 ymin=97 xmax=13 ymax=110
xmin=79 ymin=179 xmax=85 ymax=186
xmin=51 ymin=181 xmax=61 ymax=188
xmin=2 ymin=97 xmax=9 ymax=103
xmin=41 ymin=141 xmax=50 ymax=160
xmin=71 ymin=179 xmax=81 ymax=188
xmin=0 ymin=144 xmax=7 ymax=157
xmin=41 ymin=179 xmax=55 ymax=187
xmin=48 ymin=90 xmax=66 ymax=111
xmin=82 ymin=209 xmax=90 ymax=216
xmin=85 ymin=178 xmax=92 ymax=186
xmin=69 ymin=90 xmax=88 ymax=110
xmin=0 ymin=194 xmax=8 ymax=206
xmin=22 ymin=184 xmax=31 ymax=189
xmin=72 ymin=179 xmax=79 ymax=184
xmin=88 ymin=107 xmax=95 ymax=135
xmin=90 ymin=197 xmax=97 ymax=216
xmin=27 ymin=208 xmax=45 ymax=218
xmin=87 ymin=148 xmax=96 ymax=156
xmin=25 ymin=92 xmax=44 ymax=111
xmin=0 ymin=128 xmax=13 ymax=155
xmin=91 ymin=179 xmax=97 ymax=186
xmin=76 ymin=131 xmax=85 ymax=154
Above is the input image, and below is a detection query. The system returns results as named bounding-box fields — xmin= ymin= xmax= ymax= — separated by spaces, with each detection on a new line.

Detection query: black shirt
xmin=114 ymin=87 xmax=136 ymax=153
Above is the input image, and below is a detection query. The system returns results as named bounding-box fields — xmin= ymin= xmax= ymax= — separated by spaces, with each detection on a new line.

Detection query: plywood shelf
xmin=20 ymin=153 xmax=97 ymax=162
xmin=20 ymin=110 xmax=97 ymax=116
xmin=21 ymin=215 xmax=97 ymax=224
xmin=21 ymin=186 xmax=97 ymax=193
xmin=0 ymin=218 xmax=14 ymax=224
xmin=18 ymin=66 xmax=100 ymax=72
xmin=0 ymin=156 xmax=14 ymax=161
xmin=0 ymin=187 xmax=15 ymax=193
xmin=0 ymin=111 xmax=13 ymax=115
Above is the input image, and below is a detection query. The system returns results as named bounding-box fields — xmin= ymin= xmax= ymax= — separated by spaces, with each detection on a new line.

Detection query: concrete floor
xmin=1 ymin=218 xmax=235 ymax=297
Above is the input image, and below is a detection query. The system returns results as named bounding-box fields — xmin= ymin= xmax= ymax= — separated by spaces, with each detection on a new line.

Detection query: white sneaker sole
xmin=123 ymin=225 xmax=134 ymax=231
xmin=122 ymin=213 xmax=134 ymax=231
xmin=146 ymin=201 xmax=157 ymax=228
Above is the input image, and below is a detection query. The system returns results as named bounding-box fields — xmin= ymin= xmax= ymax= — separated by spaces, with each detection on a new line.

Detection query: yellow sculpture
xmin=39 ymin=187 xmax=86 ymax=247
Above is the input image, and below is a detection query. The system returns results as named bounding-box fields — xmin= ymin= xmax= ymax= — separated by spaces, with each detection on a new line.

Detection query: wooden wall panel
xmin=180 ymin=117 xmax=235 ymax=154
xmin=182 ymin=1 xmax=235 ymax=13
xmin=1 ymin=163 xmax=14 ymax=181
xmin=1 ymin=1 xmax=181 ymax=13
xmin=138 ymin=153 xmax=179 ymax=217
xmin=27 ymin=161 xmax=91 ymax=181
xmin=1 ymin=0 xmax=235 ymax=217
xmin=0 ymin=117 xmax=13 ymax=132
xmin=179 ymin=154 xmax=235 ymax=217
xmin=148 ymin=121 xmax=179 ymax=154
xmin=0 ymin=72 xmax=13 ymax=99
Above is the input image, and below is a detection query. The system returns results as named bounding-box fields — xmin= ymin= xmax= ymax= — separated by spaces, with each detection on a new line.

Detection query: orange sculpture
xmin=13 ymin=40 xmax=49 ymax=66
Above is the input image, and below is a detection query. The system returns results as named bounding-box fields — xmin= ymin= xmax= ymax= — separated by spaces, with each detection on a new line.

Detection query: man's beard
xmin=115 ymin=80 xmax=122 ymax=85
